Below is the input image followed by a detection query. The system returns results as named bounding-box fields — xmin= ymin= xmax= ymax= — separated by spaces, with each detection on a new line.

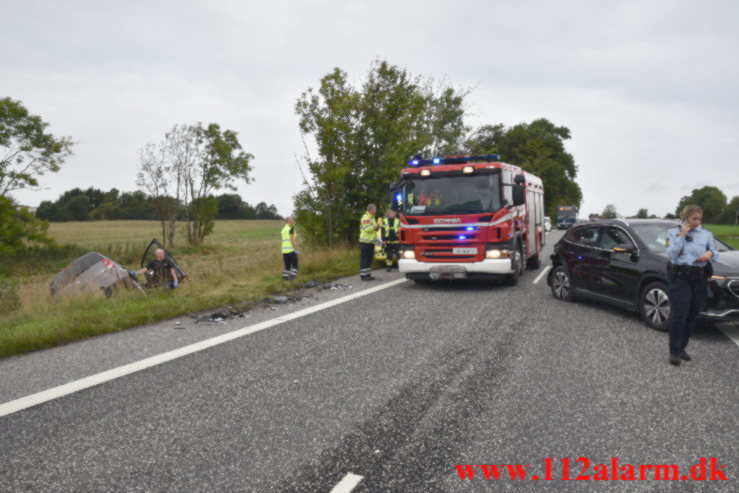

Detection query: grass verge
xmin=0 ymin=246 xmax=357 ymax=360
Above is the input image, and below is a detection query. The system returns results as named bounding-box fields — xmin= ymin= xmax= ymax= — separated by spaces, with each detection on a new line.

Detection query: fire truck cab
xmin=392 ymin=154 xmax=545 ymax=285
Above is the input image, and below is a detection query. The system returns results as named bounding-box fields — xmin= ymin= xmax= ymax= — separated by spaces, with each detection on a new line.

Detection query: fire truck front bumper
xmin=399 ymin=258 xmax=513 ymax=280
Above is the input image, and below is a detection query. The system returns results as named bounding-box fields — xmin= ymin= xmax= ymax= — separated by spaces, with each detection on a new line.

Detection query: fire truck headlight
xmin=420 ymin=169 xmax=431 ymax=177
xmin=486 ymin=249 xmax=509 ymax=259
xmin=402 ymin=250 xmax=415 ymax=259
xmin=463 ymin=166 xmax=474 ymax=174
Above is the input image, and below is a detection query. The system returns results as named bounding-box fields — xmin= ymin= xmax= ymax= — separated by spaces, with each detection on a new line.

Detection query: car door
xmin=566 ymin=225 xmax=604 ymax=291
xmin=591 ymin=226 xmax=641 ymax=303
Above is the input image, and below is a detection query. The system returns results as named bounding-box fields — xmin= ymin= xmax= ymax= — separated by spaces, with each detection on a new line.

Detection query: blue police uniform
xmin=665 ymin=225 xmax=720 ymax=358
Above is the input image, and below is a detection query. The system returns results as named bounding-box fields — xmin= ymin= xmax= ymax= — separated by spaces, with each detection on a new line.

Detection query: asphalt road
xmin=1 ymin=230 xmax=737 ymax=492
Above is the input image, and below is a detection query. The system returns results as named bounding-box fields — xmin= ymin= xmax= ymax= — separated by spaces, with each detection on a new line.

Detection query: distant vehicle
xmin=392 ymin=154 xmax=545 ymax=285
xmin=547 ymin=219 xmax=739 ymax=330
xmin=556 ymin=205 xmax=578 ymax=229
xmin=589 ymin=214 xmax=601 ymax=221
xmin=544 ymin=216 xmax=552 ymax=232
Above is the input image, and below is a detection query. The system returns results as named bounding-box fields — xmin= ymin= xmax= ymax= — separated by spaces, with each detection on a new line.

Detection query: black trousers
xmin=282 ymin=252 xmax=298 ymax=279
xmin=385 ymin=242 xmax=400 ymax=266
xmin=667 ymin=273 xmax=707 ymax=354
xmin=359 ymin=242 xmax=374 ymax=277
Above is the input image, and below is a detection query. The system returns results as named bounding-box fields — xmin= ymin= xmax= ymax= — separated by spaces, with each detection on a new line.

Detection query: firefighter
xmin=359 ymin=204 xmax=379 ymax=281
xmin=281 ymin=216 xmax=298 ymax=280
xmin=665 ymin=204 xmax=719 ymax=365
xmin=382 ymin=208 xmax=400 ymax=272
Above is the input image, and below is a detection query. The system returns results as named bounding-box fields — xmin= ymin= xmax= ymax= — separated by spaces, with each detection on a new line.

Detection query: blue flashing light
xmin=465 ymin=226 xmax=475 ymax=231
xmin=432 ymin=157 xmax=441 ymax=165
xmin=395 ymin=193 xmax=402 ymax=202
xmin=459 ymin=235 xmax=467 ymax=240
xmin=409 ymin=159 xmax=420 ymax=166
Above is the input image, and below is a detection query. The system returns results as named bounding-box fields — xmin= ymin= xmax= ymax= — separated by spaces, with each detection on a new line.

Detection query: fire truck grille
xmin=421 ymin=234 xmax=478 ymax=241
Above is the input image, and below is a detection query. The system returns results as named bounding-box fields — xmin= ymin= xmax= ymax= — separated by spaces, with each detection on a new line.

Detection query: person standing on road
xmin=359 ymin=204 xmax=379 ymax=281
xmin=281 ymin=216 xmax=299 ymax=280
xmin=665 ymin=205 xmax=720 ymax=365
xmin=381 ymin=208 xmax=400 ymax=272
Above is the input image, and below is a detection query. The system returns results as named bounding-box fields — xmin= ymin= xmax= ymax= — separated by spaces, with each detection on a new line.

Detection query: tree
xmin=254 ymin=202 xmax=281 ymax=219
xmin=636 ymin=208 xmax=648 ymax=219
xmin=466 ymin=119 xmax=582 ymax=218
xmin=64 ymin=195 xmax=90 ymax=221
xmin=0 ymin=97 xmax=73 ymax=196
xmin=725 ymin=195 xmax=739 ymax=225
xmin=137 ymin=143 xmax=180 ymax=246
xmin=0 ymin=196 xmax=54 ymax=256
xmin=140 ymin=123 xmax=254 ymax=244
xmin=601 ymin=204 xmax=618 ymax=219
xmin=294 ymin=60 xmax=467 ymax=245
xmin=675 ymin=186 xmax=727 ymax=223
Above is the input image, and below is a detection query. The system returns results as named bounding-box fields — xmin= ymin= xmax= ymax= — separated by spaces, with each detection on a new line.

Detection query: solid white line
xmin=331 ymin=473 xmax=364 ymax=493
xmin=532 ymin=265 xmax=551 ymax=284
xmin=0 ymin=278 xmax=407 ymax=418
xmin=717 ymin=324 xmax=739 ymax=347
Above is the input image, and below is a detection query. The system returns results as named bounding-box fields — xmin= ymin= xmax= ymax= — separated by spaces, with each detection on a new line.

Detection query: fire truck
xmin=390 ymin=154 xmax=545 ymax=285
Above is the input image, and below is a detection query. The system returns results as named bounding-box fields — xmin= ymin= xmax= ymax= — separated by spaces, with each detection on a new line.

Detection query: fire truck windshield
xmin=401 ymin=173 xmax=502 ymax=215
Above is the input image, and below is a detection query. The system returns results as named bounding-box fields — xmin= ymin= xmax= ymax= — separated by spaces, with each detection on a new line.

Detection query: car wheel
xmin=504 ymin=246 xmax=522 ymax=286
xmin=640 ymin=281 xmax=670 ymax=331
xmin=550 ymin=266 xmax=574 ymax=301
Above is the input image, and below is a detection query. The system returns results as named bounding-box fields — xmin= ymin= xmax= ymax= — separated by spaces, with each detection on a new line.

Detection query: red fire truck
xmin=391 ymin=154 xmax=545 ymax=284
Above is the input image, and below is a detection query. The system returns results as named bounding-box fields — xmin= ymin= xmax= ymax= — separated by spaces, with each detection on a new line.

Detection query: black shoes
xmin=669 ymin=353 xmax=681 ymax=365
xmin=677 ymin=350 xmax=692 ymax=361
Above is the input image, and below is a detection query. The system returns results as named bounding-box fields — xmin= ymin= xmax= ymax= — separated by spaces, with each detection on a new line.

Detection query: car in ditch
xmin=547 ymin=219 xmax=739 ymax=330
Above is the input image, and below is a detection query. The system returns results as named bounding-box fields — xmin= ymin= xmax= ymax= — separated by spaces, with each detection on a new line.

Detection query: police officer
xmin=381 ymin=208 xmax=400 ymax=272
xmin=359 ymin=204 xmax=379 ymax=281
xmin=665 ymin=205 xmax=719 ymax=365
xmin=281 ymin=216 xmax=298 ymax=280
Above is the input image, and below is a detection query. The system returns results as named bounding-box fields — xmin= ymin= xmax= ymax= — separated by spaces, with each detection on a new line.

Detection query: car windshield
xmin=630 ymin=223 xmax=731 ymax=253
xmin=401 ymin=173 xmax=502 ymax=215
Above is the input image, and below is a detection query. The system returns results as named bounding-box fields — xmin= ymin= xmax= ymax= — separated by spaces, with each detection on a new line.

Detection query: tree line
xmin=35 ymin=188 xmax=280 ymax=222
xmin=294 ymin=60 xmax=583 ymax=245
xmin=598 ymin=186 xmax=739 ymax=224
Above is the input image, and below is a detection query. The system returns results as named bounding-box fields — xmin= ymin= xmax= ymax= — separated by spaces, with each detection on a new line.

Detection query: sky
xmin=3 ymin=0 xmax=738 ymax=218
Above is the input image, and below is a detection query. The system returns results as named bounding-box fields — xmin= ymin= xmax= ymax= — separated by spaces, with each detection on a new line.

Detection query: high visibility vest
xmin=383 ymin=217 xmax=399 ymax=242
xmin=281 ymin=224 xmax=295 ymax=253
xmin=359 ymin=212 xmax=376 ymax=243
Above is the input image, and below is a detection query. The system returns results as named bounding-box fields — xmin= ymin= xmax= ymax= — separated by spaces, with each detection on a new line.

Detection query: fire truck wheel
xmin=550 ymin=266 xmax=574 ymax=301
xmin=526 ymin=253 xmax=541 ymax=270
xmin=504 ymin=245 xmax=523 ymax=285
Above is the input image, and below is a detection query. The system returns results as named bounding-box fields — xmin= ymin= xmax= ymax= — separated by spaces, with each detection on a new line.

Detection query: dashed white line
xmin=0 ymin=278 xmax=407 ymax=418
xmin=532 ymin=265 xmax=551 ymax=284
xmin=717 ymin=324 xmax=739 ymax=348
xmin=331 ymin=473 xmax=364 ymax=493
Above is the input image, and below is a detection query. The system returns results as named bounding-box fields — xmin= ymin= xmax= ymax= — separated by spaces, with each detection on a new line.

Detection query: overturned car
xmin=50 ymin=239 xmax=187 ymax=299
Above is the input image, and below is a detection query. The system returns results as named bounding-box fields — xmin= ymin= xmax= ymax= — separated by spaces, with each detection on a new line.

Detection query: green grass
xmin=707 ymin=223 xmax=739 ymax=249
xmin=0 ymin=220 xmax=358 ymax=359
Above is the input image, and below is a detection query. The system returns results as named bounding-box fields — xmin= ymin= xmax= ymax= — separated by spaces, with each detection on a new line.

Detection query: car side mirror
xmin=613 ymin=244 xmax=636 ymax=255
xmin=512 ymin=184 xmax=525 ymax=206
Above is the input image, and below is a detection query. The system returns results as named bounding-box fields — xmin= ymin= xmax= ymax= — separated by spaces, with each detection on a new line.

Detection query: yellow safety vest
xmin=281 ymin=224 xmax=295 ymax=253
xmin=383 ymin=217 xmax=399 ymax=242
xmin=359 ymin=212 xmax=376 ymax=243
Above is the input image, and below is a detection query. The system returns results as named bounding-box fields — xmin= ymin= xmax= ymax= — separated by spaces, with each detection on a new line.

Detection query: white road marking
xmin=532 ymin=265 xmax=551 ymax=284
xmin=331 ymin=473 xmax=364 ymax=493
xmin=0 ymin=278 xmax=407 ymax=418
xmin=717 ymin=324 xmax=739 ymax=347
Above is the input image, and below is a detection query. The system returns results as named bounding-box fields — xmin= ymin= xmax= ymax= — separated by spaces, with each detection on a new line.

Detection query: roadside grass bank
xmin=708 ymin=223 xmax=739 ymax=249
xmin=0 ymin=220 xmax=357 ymax=359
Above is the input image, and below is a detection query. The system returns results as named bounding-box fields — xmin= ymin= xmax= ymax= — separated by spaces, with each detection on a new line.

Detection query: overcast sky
xmin=4 ymin=0 xmax=738 ymax=217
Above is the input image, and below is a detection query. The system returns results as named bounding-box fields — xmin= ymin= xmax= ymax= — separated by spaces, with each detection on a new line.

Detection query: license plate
xmin=430 ymin=265 xmax=466 ymax=274
xmin=452 ymin=248 xmax=477 ymax=255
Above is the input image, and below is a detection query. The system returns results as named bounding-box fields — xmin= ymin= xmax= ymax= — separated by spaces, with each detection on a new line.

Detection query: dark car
xmin=547 ymin=219 xmax=739 ymax=330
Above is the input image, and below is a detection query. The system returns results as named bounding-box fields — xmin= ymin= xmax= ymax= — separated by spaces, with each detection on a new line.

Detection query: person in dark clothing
xmin=130 ymin=248 xmax=179 ymax=288
xmin=381 ymin=208 xmax=400 ymax=272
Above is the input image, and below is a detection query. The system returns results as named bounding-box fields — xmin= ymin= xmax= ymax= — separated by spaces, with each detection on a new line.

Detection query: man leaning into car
xmin=665 ymin=205 xmax=719 ymax=366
